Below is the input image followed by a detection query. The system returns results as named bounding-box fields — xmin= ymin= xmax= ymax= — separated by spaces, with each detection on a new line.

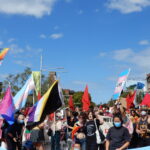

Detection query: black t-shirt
xmin=7 ymin=121 xmax=24 ymax=139
xmin=86 ymin=119 xmax=100 ymax=143
xmin=106 ymin=126 xmax=131 ymax=150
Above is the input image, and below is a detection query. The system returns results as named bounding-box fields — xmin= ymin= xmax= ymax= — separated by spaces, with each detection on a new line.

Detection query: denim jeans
xmin=51 ymin=131 xmax=61 ymax=150
xmin=75 ymin=138 xmax=86 ymax=150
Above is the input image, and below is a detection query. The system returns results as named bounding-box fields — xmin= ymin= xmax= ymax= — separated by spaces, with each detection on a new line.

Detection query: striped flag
xmin=0 ymin=48 xmax=10 ymax=65
xmin=113 ymin=69 xmax=130 ymax=100
xmin=28 ymin=80 xmax=64 ymax=122
xmin=14 ymin=75 xmax=35 ymax=110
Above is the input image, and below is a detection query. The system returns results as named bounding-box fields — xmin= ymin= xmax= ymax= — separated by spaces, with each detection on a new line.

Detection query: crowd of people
xmin=0 ymin=103 xmax=150 ymax=150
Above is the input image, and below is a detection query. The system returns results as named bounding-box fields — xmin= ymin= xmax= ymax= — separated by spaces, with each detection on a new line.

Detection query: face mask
xmin=74 ymin=148 xmax=80 ymax=150
xmin=114 ymin=122 xmax=121 ymax=128
xmin=18 ymin=120 xmax=24 ymax=124
xmin=141 ymin=111 xmax=147 ymax=116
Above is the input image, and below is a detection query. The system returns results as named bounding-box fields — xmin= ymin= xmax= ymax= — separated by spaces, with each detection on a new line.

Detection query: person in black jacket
xmin=6 ymin=113 xmax=25 ymax=150
xmin=106 ymin=114 xmax=131 ymax=150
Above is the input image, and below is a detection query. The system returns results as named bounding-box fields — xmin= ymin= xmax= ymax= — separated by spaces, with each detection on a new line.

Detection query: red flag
xmin=68 ymin=96 xmax=75 ymax=111
xmin=82 ymin=85 xmax=90 ymax=111
xmin=126 ymin=91 xmax=136 ymax=109
xmin=38 ymin=92 xmax=41 ymax=100
xmin=141 ymin=93 xmax=150 ymax=107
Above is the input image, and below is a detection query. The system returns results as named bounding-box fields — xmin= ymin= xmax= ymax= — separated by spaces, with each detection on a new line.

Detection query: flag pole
xmin=40 ymin=53 xmax=43 ymax=96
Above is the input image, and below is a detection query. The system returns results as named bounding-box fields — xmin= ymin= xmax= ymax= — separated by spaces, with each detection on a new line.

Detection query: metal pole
xmin=40 ymin=54 xmax=43 ymax=95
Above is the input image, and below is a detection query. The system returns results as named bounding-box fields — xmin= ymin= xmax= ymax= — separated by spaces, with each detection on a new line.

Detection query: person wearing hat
xmin=136 ymin=108 xmax=150 ymax=147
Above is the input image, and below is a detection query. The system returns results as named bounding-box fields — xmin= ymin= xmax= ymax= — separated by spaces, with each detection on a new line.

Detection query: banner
xmin=32 ymin=71 xmax=41 ymax=96
xmin=112 ymin=69 xmax=130 ymax=100
xmin=100 ymin=116 xmax=113 ymax=137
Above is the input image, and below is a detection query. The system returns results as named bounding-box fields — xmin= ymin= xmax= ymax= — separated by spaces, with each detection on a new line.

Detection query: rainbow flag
xmin=28 ymin=80 xmax=64 ymax=122
xmin=0 ymin=48 xmax=10 ymax=64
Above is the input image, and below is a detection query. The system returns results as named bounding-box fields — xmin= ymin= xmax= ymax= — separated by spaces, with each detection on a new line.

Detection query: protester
xmin=6 ymin=113 xmax=25 ymax=150
xmin=136 ymin=108 xmax=150 ymax=147
xmin=106 ymin=114 xmax=131 ymax=150
xmin=30 ymin=122 xmax=45 ymax=150
xmin=50 ymin=111 xmax=63 ymax=150
xmin=85 ymin=111 xmax=105 ymax=150
xmin=72 ymin=112 xmax=87 ymax=150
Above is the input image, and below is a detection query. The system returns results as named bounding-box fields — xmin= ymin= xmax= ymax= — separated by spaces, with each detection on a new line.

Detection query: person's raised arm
xmin=105 ymin=140 xmax=110 ymax=150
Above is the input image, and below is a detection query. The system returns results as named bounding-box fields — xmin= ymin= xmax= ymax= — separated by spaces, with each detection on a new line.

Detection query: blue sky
xmin=0 ymin=0 xmax=150 ymax=104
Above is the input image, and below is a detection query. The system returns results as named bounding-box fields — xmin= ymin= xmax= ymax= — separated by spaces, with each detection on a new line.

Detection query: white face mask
xmin=141 ymin=111 xmax=147 ymax=116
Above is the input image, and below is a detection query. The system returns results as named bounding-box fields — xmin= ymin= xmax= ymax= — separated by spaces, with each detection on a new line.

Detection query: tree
xmin=3 ymin=67 xmax=32 ymax=95
xmin=72 ymin=91 xmax=93 ymax=108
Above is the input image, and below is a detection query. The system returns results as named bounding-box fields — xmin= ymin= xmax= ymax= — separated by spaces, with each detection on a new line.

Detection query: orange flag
xmin=82 ymin=85 xmax=90 ymax=111
xmin=68 ymin=95 xmax=75 ymax=111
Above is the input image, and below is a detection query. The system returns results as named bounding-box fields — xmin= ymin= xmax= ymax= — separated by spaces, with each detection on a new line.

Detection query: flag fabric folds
xmin=82 ymin=85 xmax=90 ymax=111
xmin=32 ymin=71 xmax=41 ymax=98
xmin=14 ymin=75 xmax=35 ymax=110
xmin=28 ymin=80 xmax=64 ymax=122
xmin=68 ymin=95 xmax=75 ymax=111
xmin=0 ymin=87 xmax=15 ymax=124
xmin=126 ymin=91 xmax=136 ymax=109
xmin=141 ymin=93 xmax=150 ymax=107
xmin=137 ymin=82 xmax=145 ymax=89
xmin=0 ymin=48 xmax=10 ymax=65
xmin=113 ymin=69 xmax=130 ymax=100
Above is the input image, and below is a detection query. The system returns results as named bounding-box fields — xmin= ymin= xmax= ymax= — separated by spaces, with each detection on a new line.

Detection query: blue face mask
xmin=74 ymin=149 xmax=80 ymax=150
xmin=18 ymin=120 xmax=24 ymax=124
xmin=114 ymin=122 xmax=121 ymax=128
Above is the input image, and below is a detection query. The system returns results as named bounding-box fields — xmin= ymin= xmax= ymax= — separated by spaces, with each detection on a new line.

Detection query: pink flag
xmin=0 ymin=87 xmax=15 ymax=124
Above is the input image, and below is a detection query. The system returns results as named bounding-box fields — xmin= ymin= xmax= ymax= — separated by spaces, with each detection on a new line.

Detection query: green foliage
xmin=3 ymin=67 xmax=32 ymax=95
xmin=72 ymin=91 xmax=92 ymax=108
xmin=107 ymin=99 xmax=116 ymax=107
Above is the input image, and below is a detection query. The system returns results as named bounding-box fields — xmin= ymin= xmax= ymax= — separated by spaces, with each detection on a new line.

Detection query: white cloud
xmin=40 ymin=34 xmax=47 ymax=39
xmin=0 ymin=74 xmax=8 ymax=79
xmin=139 ymin=40 xmax=150 ymax=45
xmin=50 ymin=33 xmax=63 ymax=39
xmin=0 ymin=0 xmax=56 ymax=18
xmin=14 ymin=60 xmax=32 ymax=67
xmin=113 ymin=48 xmax=133 ymax=61
xmin=99 ymin=52 xmax=106 ymax=57
xmin=0 ymin=41 xmax=3 ymax=46
xmin=8 ymin=38 xmax=16 ymax=43
xmin=9 ymin=44 xmax=24 ymax=54
xmin=106 ymin=0 xmax=150 ymax=14
xmin=112 ymin=47 xmax=150 ymax=69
